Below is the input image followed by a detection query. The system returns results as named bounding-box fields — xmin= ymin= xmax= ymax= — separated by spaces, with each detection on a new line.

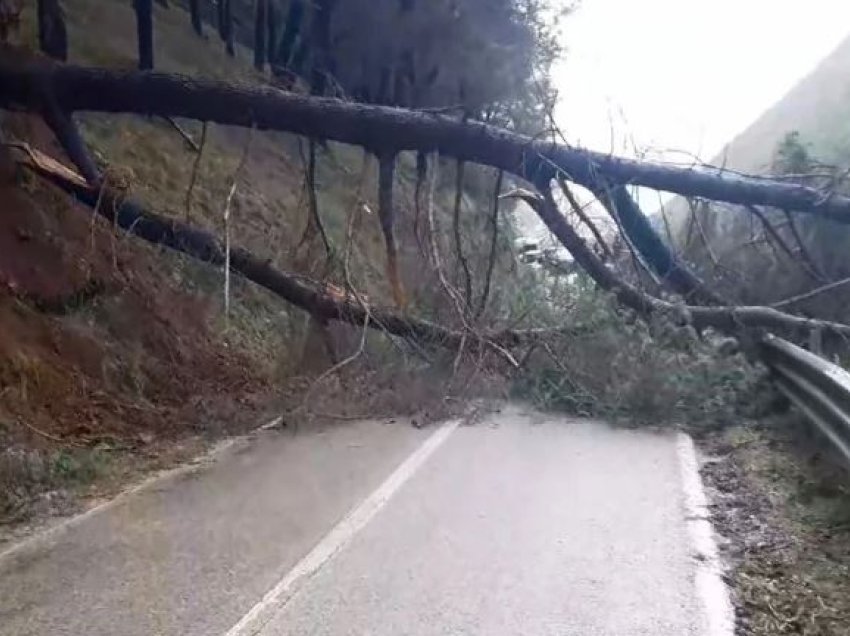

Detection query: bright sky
xmin=553 ymin=0 xmax=850 ymax=165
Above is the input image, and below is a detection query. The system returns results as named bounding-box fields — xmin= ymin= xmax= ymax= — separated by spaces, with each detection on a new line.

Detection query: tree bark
xmin=188 ymin=0 xmax=203 ymax=37
xmin=37 ymin=0 xmax=68 ymax=61
xmin=5 ymin=61 xmax=850 ymax=223
xmin=253 ymin=0 xmax=268 ymax=71
xmin=133 ymin=0 xmax=154 ymax=70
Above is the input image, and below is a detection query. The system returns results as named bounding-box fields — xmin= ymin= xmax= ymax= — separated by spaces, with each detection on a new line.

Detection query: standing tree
xmin=133 ymin=0 xmax=154 ymax=70
xmin=254 ymin=0 xmax=268 ymax=70
xmin=37 ymin=0 xmax=68 ymax=61
xmin=309 ymin=0 xmax=336 ymax=95
xmin=188 ymin=0 xmax=203 ymax=36
xmin=223 ymin=0 xmax=234 ymax=56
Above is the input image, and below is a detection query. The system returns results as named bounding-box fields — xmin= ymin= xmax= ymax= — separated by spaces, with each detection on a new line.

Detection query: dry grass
xmin=703 ymin=414 xmax=850 ymax=635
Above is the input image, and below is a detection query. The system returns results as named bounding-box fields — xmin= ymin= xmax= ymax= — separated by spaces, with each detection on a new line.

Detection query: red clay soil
xmin=0 ymin=114 xmax=272 ymax=453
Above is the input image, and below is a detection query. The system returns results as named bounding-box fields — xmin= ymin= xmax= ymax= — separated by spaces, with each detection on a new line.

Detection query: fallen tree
xmin=5 ymin=58 xmax=850 ymax=345
xmin=518 ymin=188 xmax=850 ymax=344
xmin=9 ymin=142 xmax=567 ymax=352
xmin=3 ymin=59 xmax=850 ymax=222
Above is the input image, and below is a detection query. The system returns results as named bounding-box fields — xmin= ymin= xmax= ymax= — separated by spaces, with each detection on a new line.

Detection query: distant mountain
xmin=661 ymin=33 xmax=850 ymax=313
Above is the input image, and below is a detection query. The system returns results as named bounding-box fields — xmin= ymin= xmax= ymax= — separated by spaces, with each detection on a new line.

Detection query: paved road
xmin=0 ymin=406 xmax=729 ymax=636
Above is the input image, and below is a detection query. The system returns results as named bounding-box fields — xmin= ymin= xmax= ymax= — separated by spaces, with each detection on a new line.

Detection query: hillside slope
xmin=2 ymin=0 xmax=517 ymax=533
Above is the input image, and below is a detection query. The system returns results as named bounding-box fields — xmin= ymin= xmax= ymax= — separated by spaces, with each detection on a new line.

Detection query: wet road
xmin=0 ymin=406 xmax=731 ymax=636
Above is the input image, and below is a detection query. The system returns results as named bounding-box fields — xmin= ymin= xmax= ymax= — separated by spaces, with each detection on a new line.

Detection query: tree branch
xmin=475 ymin=169 xmax=503 ymax=320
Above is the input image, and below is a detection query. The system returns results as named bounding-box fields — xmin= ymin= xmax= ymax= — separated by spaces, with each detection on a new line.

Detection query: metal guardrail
xmin=760 ymin=334 xmax=850 ymax=464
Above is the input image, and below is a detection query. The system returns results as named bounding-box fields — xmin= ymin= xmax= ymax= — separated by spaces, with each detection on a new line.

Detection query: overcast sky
xmin=553 ymin=0 xmax=850 ymax=164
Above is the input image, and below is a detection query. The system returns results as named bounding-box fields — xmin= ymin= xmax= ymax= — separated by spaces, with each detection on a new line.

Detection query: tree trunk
xmin=133 ymin=0 xmax=154 ymax=70
xmin=274 ymin=0 xmax=304 ymax=74
xmin=266 ymin=0 xmax=278 ymax=65
xmin=309 ymin=0 xmax=335 ymax=96
xmin=188 ymin=0 xmax=203 ymax=36
xmin=223 ymin=0 xmax=235 ymax=57
xmin=253 ymin=0 xmax=267 ymax=71
xmin=37 ymin=0 xmax=68 ymax=61
xmin=378 ymin=153 xmax=406 ymax=309
xmin=6 ymin=61 xmax=850 ymax=224
xmin=590 ymin=181 xmax=725 ymax=305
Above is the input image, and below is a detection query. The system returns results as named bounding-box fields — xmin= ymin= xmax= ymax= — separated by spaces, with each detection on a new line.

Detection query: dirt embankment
xmin=0 ymin=113 xmax=276 ymax=533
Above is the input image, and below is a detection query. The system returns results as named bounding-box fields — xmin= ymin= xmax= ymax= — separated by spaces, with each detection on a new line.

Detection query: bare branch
xmin=556 ymin=175 xmax=612 ymax=260
xmin=475 ymin=169 xmax=503 ymax=321
xmin=377 ymin=152 xmax=406 ymax=309
xmin=452 ymin=160 xmax=473 ymax=312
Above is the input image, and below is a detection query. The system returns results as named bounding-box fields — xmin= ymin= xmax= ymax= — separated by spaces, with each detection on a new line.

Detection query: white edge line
xmin=223 ymin=419 xmax=460 ymax=636
xmin=0 ymin=415 xmax=285 ymax=563
xmin=676 ymin=432 xmax=736 ymax=636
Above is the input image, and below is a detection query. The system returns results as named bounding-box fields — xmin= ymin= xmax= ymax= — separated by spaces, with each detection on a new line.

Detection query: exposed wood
xmin=377 ymin=152 xmax=406 ymax=309
xmin=590 ymin=179 xmax=725 ymax=304
xmin=133 ymin=0 xmax=154 ymax=70
xmin=37 ymin=0 xmax=67 ymax=61
xmin=6 ymin=62 xmax=850 ymax=223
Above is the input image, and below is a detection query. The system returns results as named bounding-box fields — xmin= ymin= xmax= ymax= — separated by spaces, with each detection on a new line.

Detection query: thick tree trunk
xmin=133 ymin=0 xmax=154 ymax=70
xmin=274 ymin=0 xmax=304 ymax=74
xmin=309 ymin=0 xmax=335 ymax=96
xmin=188 ymin=0 xmax=203 ymax=36
xmin=6 ymin=62 xmax=850 ymax=224
xmin=37 ymin=0 xmax=68 ymax=61
xmin=253 ymin=0 xmax=267 ymax=71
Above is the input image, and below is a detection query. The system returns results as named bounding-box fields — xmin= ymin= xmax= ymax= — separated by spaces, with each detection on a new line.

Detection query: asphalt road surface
xmin=0 ymin=405 xmax=732 ymax=636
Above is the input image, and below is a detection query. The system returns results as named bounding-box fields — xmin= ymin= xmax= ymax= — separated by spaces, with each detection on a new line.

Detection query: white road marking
xmin=676 ymin=432 xmax=736 ymax=636
xmin=0 ymin=415 xmax=284 ymax=563
xmin=223 ymin=419 xmax=460 ymax=636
